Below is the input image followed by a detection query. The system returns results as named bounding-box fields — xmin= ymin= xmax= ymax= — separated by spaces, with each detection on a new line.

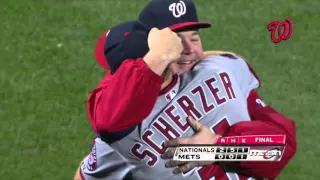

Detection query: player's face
xmin=168 ymin=30 xmax=204 ymax=74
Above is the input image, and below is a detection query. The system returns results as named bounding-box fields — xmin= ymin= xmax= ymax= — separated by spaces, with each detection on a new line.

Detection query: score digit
xmin=237 ymin=147 xmax=249 ymax=153
xmin=236 ymin=154 xmax=247 ymax=160
xmin=227 ymin=147 xmax=237 ymax=153
xmin=217 ymin=147 xmax=226 ymax=153
xmin=215 ymin=154 xmax=225 ymax=160
xmin=226 ymin=154 xmax=236 ymax=159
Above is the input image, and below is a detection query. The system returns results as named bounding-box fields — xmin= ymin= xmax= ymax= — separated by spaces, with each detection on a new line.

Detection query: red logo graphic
xmin=267 ymin=18 xmax=293 ymax=43
xmin=263 ymin=147 xmax=282 ymax=159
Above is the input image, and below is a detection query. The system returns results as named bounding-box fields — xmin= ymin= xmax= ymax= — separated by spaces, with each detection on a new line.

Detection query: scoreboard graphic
xmin=173 ymin=135 xmax=286 ymax=162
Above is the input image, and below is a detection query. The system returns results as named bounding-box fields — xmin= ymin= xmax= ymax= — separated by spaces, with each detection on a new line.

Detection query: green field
xmin=1 ymin=0 xmax=319 ymax=179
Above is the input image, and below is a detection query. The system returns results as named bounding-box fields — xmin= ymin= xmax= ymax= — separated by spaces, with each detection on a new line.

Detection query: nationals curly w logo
xmin=169 ymin=1 xmax=187 ymax=18
xmin=267 ymin=18 xmax=293 ymax=43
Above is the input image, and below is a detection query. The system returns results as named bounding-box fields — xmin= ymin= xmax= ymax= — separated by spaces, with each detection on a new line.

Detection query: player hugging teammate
xmin=74 ymin=0 xmax=296 ymax=179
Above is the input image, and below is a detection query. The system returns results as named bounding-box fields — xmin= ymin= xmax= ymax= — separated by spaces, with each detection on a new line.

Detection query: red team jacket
xmin=87 ymin=58 xmax=296 ymax=179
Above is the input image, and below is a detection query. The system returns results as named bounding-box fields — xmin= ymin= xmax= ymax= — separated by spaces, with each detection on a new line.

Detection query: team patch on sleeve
xmin=87 ymin=143 xmax=97 ymax=171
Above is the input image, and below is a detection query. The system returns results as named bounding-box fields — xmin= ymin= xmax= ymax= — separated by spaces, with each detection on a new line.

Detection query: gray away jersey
xmin=81 ymin=54 xmax=260 ymax=180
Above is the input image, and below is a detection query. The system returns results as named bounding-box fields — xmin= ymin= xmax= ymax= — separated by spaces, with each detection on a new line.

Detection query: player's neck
xmin=160 ymin=71 xmax=173 ymax=90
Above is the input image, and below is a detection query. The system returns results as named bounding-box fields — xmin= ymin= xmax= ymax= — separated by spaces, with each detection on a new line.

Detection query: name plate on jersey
xmin=172 ymin=135 xmax=286 ymax=162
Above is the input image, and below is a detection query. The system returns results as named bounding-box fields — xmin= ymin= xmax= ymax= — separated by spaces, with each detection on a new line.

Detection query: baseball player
xmin=78 ymin=25 xmax=295 ymax=179
xmin=75 ymin=0 xmax=295 ymax=179
xmin=74 ymin=20 xmax=185 ymax=180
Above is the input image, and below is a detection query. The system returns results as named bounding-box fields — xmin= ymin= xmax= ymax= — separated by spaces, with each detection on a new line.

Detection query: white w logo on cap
xmin=169 ymin=1 xmax=186 ymax=18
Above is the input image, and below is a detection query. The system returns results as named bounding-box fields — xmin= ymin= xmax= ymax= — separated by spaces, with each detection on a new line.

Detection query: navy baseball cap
xmin=95 ymin=21 xmax=149 ymax=74
xmin=138 ymin=0 xmax=211 ymax=31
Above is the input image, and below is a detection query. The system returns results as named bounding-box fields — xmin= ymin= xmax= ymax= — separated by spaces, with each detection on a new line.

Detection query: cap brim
xmin=169 ymin=22 xmax=211 ymax=31
xmin=95 ymin=30 xmax=110 ymax=70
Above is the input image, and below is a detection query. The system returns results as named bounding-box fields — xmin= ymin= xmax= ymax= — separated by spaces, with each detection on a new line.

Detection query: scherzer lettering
xmin=131 ymin=72 xmax=235 ymax=166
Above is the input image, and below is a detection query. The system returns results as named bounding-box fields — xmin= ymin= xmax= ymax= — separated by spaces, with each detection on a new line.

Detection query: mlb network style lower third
xmin=173 ymin=135 xmax=286 ymax=162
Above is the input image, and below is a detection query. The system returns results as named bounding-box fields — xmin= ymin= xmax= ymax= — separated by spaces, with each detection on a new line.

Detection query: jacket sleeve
xmin=224 ymin=90 xmax=297 ymax=179
xmin=88 ymin=58 xmax=164 ymax=133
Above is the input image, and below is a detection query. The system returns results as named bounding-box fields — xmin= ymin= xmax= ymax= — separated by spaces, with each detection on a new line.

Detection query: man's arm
xmin=89 ymin=27 xmax=183 ymax=133
xmin=88 ymin=57 xmax=164 ymax=133
xmin=224 ymin=90 xmax=297 ymax=179
xmin=222 ymin=54 xmax=296 ymax=178
xmin=163 ymin=91 xmax=296 ymax=179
